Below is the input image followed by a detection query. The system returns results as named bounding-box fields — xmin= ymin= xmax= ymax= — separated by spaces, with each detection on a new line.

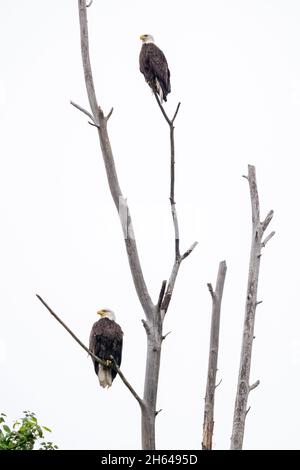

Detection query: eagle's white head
xmin=97 ymin=308 xmax=116 ymax=321
xmin=140 ymin=34 xmax=155 ymax=44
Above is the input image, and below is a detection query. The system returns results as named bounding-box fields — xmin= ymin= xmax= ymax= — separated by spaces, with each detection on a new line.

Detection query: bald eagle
xmin=139 ymin=34 xmax=171 ymax=103
xmin=89 ymin=309 xmax=123 ymax=388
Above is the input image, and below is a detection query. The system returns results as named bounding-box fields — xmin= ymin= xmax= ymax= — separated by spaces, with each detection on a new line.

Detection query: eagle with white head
xmin=139 ymin=34 xmax=171 ymax=103
xmin=89 ymin=309 xmax=123 ymax=388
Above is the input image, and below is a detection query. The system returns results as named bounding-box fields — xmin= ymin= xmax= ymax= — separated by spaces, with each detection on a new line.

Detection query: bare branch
xmin=171 ymin=202 xmax=180 ymax=259
xmin=153 ymin=92 xmax=171 ymax=125
xmin=153 ymin=93 xmax=196 ymax=320
xmin=245 ymin=406 xmax=251 ymax=416
xmin=207 ymin=283 xmax=215 ymax=299
xmin=154 ymin=96 xmax=181 ymax=257
xmin=36 ymin=294 xmax=144 ymax=408
xmin=171 ymin=102 xmax=181 ymax=123
xmin=202 ymin=260 xmax=227 ymax=450
xmin=262 ymin=210 xmax=274 ymax=232
xmin=153 ymin=93 xmax=180 ymax=126
xmin=157 ymin=281 xmax=167 ymax=308
xmin=153 ymin=94 xmax=183 ymax=260
xmin=181 ymin=241 xmax=198 ymax=260
xmin=70 ymin=100 xmax=95 ymax=122
xmin=160 ymin=259 xmax=180 ymax=318
xmin=162 ymin=331 xmax=172 ymax=341
xmin=155 ymin=409 xmax=163 ymax=417
xmin=78 ymin=0 xmax=102 ymax=122
xmin=215 ymin=378 xmax=222 ymax=389
xmin=160 ymin=241 xmax=198 ymax=319
xmin=86 ymin=0 xmax=93 ymax=6
xmin=110 ymin=356 xmax=145 ymax=409
xmin=261 ymin=230 xmax=275 ymax=248
xmin=247 ymin=165 xmax=260 ymax=224
xmin=106 ymin=107 xmax=114 ymax=121
xmin=88 ymin=121 xmax=100 ymax=128
xmin=256 ymin=300 xmax=263 ymax=306
xmin=249 ymin=380 xmax=260 ymax=391
xmin=36 ymin=294 xmax=96 ymax=360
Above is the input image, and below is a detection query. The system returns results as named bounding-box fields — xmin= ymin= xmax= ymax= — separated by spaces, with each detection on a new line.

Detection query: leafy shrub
xmin=0 ymin=411 xmax=58 ymax=450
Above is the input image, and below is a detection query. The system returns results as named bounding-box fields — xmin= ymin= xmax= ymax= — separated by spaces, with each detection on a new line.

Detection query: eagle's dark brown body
xmin=89 ymin=317 xmax=123 ymax=384
xmin=139 ymin=42 xmax=171 ymax=102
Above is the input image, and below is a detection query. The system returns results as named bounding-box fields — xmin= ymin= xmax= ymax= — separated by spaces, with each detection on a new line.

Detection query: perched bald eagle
xmin=89 ymin=309 xmax=123 ymax=388
xmin=139 ymin=34 xmax=171 ymax=103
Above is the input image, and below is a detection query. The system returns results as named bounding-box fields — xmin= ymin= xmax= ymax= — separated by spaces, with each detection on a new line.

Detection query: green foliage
xmin=0 ymin=411 xmax=58 ymax=450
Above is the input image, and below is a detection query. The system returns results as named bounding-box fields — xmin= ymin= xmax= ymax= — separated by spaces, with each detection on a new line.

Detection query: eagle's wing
xmin=89 ymin=323 xmax=98 ymax=373
xmin=147 ymin=43 xmax=170 ymax=94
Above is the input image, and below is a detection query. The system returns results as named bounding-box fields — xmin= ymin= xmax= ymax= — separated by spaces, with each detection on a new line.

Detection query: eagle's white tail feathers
xmin=155 ymin=78 xmax=164 ymax=103
xmin=106 ymin=369 xmax=112 ymax=387
xmin=98 ymin=365 xmax=112 ymax=388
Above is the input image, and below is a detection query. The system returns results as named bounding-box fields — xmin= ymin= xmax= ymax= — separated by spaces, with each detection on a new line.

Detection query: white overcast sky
xmin=1 ymin=0 xmax=300 ymax=450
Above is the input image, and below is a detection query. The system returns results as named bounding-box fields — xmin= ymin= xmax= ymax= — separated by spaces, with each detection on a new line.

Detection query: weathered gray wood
xmin=230 ymin=165 xmax=274 ymax=450
xmin=202 ymin=261 xmax=227 ymax=450
xmin=141 ymin=310 xmax=162 ymax=449
xmin=153 ymin=94 xmax=197 ymax=320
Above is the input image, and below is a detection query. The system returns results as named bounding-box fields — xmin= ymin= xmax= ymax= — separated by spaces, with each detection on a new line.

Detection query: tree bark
xmin=142 ymin=311 xmax=162 ymax=449
xmin=230 ymin=165 xmax=274 ymax=450
xmin=202 ymin=261 xmax=227 ymax=450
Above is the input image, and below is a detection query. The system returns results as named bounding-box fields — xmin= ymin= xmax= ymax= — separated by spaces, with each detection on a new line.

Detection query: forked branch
xmin=70 ymin=100 xmax=95 ymax=123
xmin=154 ymin=97 xmax=197 ymax=318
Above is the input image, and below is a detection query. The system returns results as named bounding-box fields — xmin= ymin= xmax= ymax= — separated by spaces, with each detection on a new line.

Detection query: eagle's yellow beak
xmin=140 ymin=34 xmax=146 ymax=41
xmin=97 ymin=309 xmax=105 ymax=317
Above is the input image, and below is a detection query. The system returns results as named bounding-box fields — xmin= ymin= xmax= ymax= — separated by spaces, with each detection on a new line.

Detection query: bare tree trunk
xmin=230 ymin=165 xmax=275 ymax=450
xmin=202 ymin=261 xmax=227 ymax=450
xmin=74 ymin=1 xmax=196 ymax=450
xmin=142 ymin=311 xmax=162 ymax=449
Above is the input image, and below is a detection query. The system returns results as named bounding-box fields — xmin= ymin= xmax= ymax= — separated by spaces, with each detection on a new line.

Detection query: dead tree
xmin=230 ymin=165 xmax=275 ymax=450
xmin=202 ymin=261 xmax=227 ymax=450
xmin=76 ymin=2 xmax=197 ymax=449
xmin=37 ymin=0 xmax=196 ymax=450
